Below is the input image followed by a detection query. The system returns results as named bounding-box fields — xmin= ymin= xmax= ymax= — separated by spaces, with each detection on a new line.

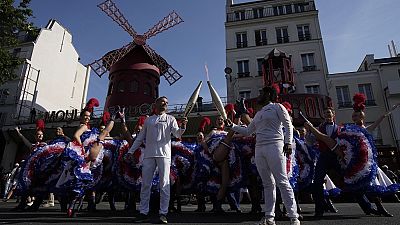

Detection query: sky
xmin=27 ymin=0 xmax=400 ymax=108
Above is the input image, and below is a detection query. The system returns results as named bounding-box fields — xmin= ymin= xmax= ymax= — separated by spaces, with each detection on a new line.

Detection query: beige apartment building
xmin=328 ymin=55 xmax=400 ymax=151
xmin=225 ymin=0 xmax=329 ymax=103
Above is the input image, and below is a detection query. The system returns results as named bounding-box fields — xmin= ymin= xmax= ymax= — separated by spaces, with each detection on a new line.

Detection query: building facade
xmin=328 ymin=54 xmax=400 ymax=163
xmin=225 ymin=0 xmax=329 ymax=102
xmin=0 ymin=20 xmax=90 ymax=170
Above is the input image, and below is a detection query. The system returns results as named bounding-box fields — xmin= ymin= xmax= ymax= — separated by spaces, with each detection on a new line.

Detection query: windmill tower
xmin=88 ymin=0 xmax=184 ymax=116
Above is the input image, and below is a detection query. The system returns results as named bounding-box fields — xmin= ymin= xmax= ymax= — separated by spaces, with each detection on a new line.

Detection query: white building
xmin=225 ymin=0 xmax=329 ymax=102
xmin=0 ymin=19 xmax=90 ymax=169
xmin=328 ymin=54 xmax=400 ymax=154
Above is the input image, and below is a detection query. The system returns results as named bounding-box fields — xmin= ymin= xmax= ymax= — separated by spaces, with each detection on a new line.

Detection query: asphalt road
xmin=0 ymin=200 xmax=399 ymax=224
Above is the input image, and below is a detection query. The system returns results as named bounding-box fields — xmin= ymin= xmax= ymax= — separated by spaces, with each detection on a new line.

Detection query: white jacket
xmin=232 ymin=102 xmax=293 ymax=147
xmin=128 ymin=113 xmax=185 ymax=159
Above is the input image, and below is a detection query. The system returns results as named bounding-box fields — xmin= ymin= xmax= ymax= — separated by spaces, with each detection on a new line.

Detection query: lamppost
xmin=224 ymin=67 xmax=236 ymax=103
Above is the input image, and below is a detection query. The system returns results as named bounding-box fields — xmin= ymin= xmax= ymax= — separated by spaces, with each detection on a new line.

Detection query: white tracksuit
xmin=232 ymin=102 xmax=298 ymax=219
xmin=128 ymin=113 xmax=185 ymax=215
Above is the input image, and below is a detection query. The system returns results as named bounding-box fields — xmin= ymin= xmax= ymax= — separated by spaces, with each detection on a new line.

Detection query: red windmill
xmin=88 ymin=0 xmax=184 ymax=116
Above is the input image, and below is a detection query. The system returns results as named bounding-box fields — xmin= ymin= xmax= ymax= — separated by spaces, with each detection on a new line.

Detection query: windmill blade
xmin=88 ymin=59 xmax=109 ymax=77
xmin=98 ymin=0 xmax=138 ymax=38
xmin=89 ymin=42 xmax=137 ymax=77
xmin=141 ymin=44 xmax=182 ymax=85
xmin=163 ymin=65 xmax=183 ymax=85
xmin=143 ymin=11 xmax=184 ymax=40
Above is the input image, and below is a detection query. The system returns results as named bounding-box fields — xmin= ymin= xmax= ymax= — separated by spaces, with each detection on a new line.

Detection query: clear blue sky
xmin=28 ymin=0 xmax=400 ymax=108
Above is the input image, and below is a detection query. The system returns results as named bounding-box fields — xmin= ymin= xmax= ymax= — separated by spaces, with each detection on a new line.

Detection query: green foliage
xmin=0 ymin=0 xmax=38 ymax=85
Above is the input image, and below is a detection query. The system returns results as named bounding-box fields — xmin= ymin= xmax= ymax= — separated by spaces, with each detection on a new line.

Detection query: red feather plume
xmin=102 ymin=111 xmax=110 ymax=125
xmin=281 ymin=101 xmax=292 ymax=114
xmin=85 ymin=98 xmax=100 ymax=113
xmin=353 ymin=93 xmax=366 ymax=112
xmin=137 ymin=116 xmax=147 ymax=127
xmin=199 ymin=117 xmax=211 ymax=132
xmin=224 ymin=103 xmax=235 ymax=113
xmin=271 ymin=83 xmax=281 ymax=95
xmin=36 ymin=119 xmax=45 ymax=132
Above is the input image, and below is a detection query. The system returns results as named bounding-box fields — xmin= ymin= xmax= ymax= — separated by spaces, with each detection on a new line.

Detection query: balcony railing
xmin=338 ymin=101 xmax=352 ymax=108
xmin=277 ymin=36 xmax=290 ymax=44
xmin=303 ymin=65 xmax=317 ymax=72
xmin=227 ymin=3 xmax=316 ymax=22
xmin=255 ymin=39 xmax=268 ymax=46
xmin=237 ymin=72 xmax=251 ymax=78
xmin=236 ymin=41 xmax=248 ymax=48
xmin=298 ymin=34 xmax=311 ymax=41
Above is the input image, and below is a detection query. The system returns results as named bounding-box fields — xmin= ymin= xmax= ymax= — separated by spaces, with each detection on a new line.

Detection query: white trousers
xmin=140 ymin=157 xmax=171 ymax=215
xmin=255 ymin=142 xmax=298 ymax=219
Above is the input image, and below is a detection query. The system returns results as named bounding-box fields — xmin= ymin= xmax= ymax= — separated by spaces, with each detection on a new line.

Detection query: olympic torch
xmin=183 ymin=81 xmax=203 ymax=117
xmin=207 ymin=80 xmax=227 ymax=120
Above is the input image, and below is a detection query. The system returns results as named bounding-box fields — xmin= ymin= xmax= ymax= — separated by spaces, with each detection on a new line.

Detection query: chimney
xmin=388 ymin=44 xmax=394 ymax=57
xmin=227 ymin=0 xmax=234 ymax=6
xmin=391 ymin=40 xmax=398 ymax=56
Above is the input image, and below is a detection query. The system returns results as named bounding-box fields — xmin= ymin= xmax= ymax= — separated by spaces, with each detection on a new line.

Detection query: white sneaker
xmin=256 ymin=217 xmax=276 ymax=225
xmin=290 ymin=218 xmax=301 ymax=225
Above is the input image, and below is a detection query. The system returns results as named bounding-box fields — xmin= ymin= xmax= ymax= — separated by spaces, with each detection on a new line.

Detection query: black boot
xmin=87 ymin=195 xmax=96 ymax=212
xmin=211 ymin=199 xmax=224 ymax=213
xmin=376 ymin=202 xmax=393 ymax=217
xmin=26 ymin=196 xmax=43 ymax=212
xmin=67 ymin=198 xmax=80 ymax=218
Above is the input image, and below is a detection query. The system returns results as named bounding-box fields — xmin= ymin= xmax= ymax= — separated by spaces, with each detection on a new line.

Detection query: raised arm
xmin=231 ymin=118 xmax=256 ymax=136
xmin=15 ymin=127 xmax=32 ymax=149
xmin=366 ymin=103 xmax=400 ymax=133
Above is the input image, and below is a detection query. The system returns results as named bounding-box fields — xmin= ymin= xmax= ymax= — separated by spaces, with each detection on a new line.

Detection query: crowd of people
xmin=1 ymin=85 xmax=400 ymax=225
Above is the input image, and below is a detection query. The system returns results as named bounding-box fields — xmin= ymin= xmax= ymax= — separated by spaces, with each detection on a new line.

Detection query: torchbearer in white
xmin=226 ymin=85 xmax=300 ymax=225
xmin=126 ymin=96 xmax=187 ymax=224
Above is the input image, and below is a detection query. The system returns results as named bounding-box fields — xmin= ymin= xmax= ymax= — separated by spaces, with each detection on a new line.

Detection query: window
xmin=276 ymin=27 xmax=289 ymax=43
xmin=301 ymin=53 xmax=316 ymax=71
xmin=285 ymin=5 xmax=293 ymax=14
xmin=237 ymin=60 xmax=250 ymax=78
xmin=235 ymin=10 xmax=246 ymax=21
xmin=253 ymin=7 xmax=264 ymax=18
xmin=305 ymin=85 xmax=320 ymax=94
xmin=130 ymin=80 xmax=139 ymax=93
xmin=239 ymin=90 xmax=251 ymax=99
xmin=12 ymin=48 xmax=21 ymax=57
xmin=358 ymin=84 xmax=376 ymax=106
xmin=0 ymin=112 xmax=7 ymax=126
xmin=257 ymin=58 xmax=264 ymax=76
xmin=273 ymin=5 xmax=285 ymax=15
xmin=336 ymin=86 xmax=351 ymax=108
xmin=144 ymin=83 xmax=152 ymax=96
xmin=297 ymin=24 xmax=311 ymax=41
xmin=255 ymin=29 xmax=267 ymax=46
xmin=71 ymin=87 xmax=75 ymax=98
xmin=236 ymin=32 xmax=248 ymax=48
xmin=117 ymin=81 xmax=125 ymax=93
xmin=294 ymin=3 xmax=308 ymax=12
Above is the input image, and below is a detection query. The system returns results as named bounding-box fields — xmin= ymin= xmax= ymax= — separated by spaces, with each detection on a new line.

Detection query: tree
xmin=0 ymin=0 xmax=38 ymax=85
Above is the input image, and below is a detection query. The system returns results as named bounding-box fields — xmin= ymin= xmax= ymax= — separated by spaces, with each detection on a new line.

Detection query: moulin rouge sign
xmin=44 ymin=103 xmax=153 ymax=122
